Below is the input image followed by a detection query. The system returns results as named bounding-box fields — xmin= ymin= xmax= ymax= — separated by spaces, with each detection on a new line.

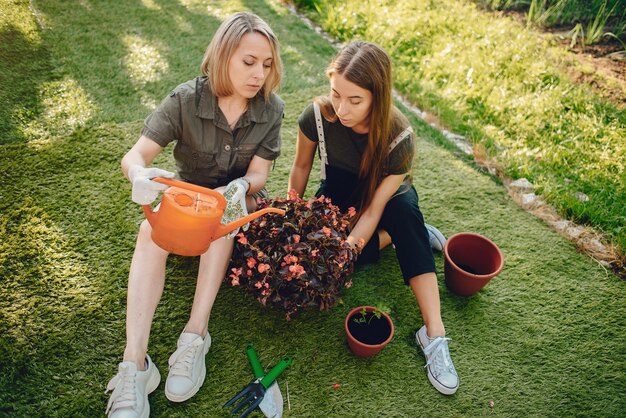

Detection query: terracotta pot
xmin=444 ymin=232 xmax=504 ymax=296
xmin=344 ymin=306 xmax=394 ymax=358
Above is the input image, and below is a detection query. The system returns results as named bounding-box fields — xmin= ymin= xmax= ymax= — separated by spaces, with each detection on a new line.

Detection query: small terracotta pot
xmin=444 ymin=232 xmax=504 ymax=296
xmin=344 ymin=306 xmax=394 ymax=358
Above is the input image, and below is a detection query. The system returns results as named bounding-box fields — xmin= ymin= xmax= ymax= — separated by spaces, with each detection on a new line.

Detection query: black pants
xmin=316 ymin=165 xmax=436 ymax=285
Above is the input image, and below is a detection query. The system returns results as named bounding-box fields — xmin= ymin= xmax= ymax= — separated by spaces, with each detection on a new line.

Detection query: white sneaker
xmin=105 ymin=355 xmax=161 ymax=418
xmin=425 ymin=224 xmax=447 ymax=252
xmin=165 ymin=332 xmax=211 ymax=402
xmin=416 ymin=326 xmax=459 ymax=395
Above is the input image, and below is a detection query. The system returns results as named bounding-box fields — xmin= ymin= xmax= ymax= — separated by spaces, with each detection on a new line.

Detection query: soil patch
xmin=497 ymin=10 xmax=626 ymax=107
xmin=553 ymin=32 xmax=626 ymax=107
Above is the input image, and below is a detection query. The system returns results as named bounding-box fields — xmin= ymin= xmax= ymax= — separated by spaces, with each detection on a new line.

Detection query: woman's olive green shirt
xmin=141 ymin=76 xmax=284 ymax=188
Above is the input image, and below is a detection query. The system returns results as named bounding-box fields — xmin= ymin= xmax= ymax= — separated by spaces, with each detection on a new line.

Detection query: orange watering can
xmin=143 ymin=177 xmax=285 ymax=256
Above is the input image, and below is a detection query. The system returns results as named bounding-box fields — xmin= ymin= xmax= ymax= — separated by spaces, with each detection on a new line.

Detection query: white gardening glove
xmin=128 ymin=164 xmax=175 ymax=205
xmin=221 ymin=178 xmax=250 ymax=239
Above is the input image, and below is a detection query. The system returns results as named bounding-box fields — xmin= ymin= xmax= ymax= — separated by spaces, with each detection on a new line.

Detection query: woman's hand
xmin=225 ymin=178 xmax=249 ymax=204
xmin=221 ymin=178 xmax=251 ymax=238
xmin=348 ymin=174 xmax=405 ymax=248
xmin=121 ymin=135 xmax=169 ymax=204
xmin=128 ymin=165 xmax=175 ymax=205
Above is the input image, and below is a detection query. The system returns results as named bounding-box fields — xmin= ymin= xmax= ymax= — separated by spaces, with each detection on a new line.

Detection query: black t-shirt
xmin=297 ymin=103 xmax=415 ymax=178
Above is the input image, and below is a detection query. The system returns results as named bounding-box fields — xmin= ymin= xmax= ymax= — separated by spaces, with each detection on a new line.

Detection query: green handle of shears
xmin=260 ymin=355 xmax=292 ymax=389
xmin=245 ymin=344 xmax=264 ymax=379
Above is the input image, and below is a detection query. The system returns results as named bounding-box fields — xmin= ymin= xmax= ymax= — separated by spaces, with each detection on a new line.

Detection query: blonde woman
xmin=106 ymin=12 xmax=284 ymax=417
xmin=289 ymin=41 xmax=458 ymax=395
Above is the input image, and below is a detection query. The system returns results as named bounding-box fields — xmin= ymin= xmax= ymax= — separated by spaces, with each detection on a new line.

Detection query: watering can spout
xmin=217 ymin=207 xmax=286 ymax=238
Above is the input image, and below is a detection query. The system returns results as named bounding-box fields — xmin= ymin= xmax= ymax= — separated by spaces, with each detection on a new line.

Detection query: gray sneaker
xmin=416 ymin=326 xmax=459 ymax=395
xmin=105 ymin=355 xmax=161 ymax=418
xmin=425 ymin=224 xmax=446 ymax=252
xmin=165 ymin=332 xmax=211 ymax=402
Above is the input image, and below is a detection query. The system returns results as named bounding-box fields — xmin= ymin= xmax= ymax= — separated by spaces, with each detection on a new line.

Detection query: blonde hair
xmin=200 ymin=12 xmax=282 ymax=100
xmin=317 ymin=41 xmax=409 ymax=213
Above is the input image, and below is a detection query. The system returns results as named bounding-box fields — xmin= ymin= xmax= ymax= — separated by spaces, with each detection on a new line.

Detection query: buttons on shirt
xmin=224 ymin=144 xmax=231 ymax=151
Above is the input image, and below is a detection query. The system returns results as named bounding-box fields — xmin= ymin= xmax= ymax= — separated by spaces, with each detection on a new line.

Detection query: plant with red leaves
xmin=227 ymin=190 xmax=360 ymax=320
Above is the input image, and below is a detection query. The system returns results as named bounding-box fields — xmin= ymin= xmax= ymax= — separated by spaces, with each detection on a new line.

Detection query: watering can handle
xmin=151 ymin=177 xmax=223 ymax=198
xmin=142 ymin=204 xmax=157 ymax=226
xmin=142 ymin=177 xmax=226 ymax=227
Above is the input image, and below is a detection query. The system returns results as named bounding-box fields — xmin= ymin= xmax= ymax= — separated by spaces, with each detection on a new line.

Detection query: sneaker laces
xmin=423 ymin=336 xmax=454 ymax=376
xmin=105 ymin=364 xmax=137 ymax=414
xmin=168 ymin=337 xmax=203 ymax=377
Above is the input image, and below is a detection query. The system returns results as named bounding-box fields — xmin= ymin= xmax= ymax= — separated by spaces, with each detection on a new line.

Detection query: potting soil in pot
xmin=456 ymin=263 xmax=477 ymax=275
xmin=347 ymin=312 xmax=392 ymax=345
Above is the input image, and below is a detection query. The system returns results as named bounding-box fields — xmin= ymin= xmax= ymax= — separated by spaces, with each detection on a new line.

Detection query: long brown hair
xmin=316 ymin=41 xmax=408 ymax=212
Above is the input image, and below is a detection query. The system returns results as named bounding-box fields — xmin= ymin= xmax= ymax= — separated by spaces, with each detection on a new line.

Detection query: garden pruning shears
xmin=224 ymin=345 xmax=292 ymax=418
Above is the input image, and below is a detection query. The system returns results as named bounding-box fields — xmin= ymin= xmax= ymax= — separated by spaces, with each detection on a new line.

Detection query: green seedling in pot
xmin=353 ymin=304 xmax=390 ymax=326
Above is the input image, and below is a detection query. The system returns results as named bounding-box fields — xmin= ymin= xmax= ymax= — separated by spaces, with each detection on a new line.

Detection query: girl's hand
xmin=222 ymin=178 xmax=250 ymax=238
xmin=225 ymin=178 xmax=250 ymax=204
xmin=128 ymin=165 xmax=175 ymax=205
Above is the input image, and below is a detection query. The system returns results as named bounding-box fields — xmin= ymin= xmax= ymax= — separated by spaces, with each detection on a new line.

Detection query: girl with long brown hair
xmin=289 ymin=41 xmax=459 ymax=395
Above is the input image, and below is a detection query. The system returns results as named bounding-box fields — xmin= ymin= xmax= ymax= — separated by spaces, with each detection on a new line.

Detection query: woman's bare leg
xmin=123 ymin=220 xmax=169 ymax=370
xmin=184 ymin=237 xmax=234 ymax=337
xmin=409 ymin=272 xmax=445 ymax=337
xmin=183 ymin=194 xmax=254 ymax=336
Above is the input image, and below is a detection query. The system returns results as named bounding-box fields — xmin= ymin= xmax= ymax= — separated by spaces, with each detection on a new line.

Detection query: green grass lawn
xmin=295 ymin=0 xmax=626 ymax=256
xmin=1 ymin=0 xmax=625 ymax=416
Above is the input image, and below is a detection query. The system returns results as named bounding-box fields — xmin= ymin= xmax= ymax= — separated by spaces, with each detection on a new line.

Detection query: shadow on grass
xmin=2 ymin=0 xmax=223 ymax=146
xmin=0 ymin=23 xmax=53 ymax=145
